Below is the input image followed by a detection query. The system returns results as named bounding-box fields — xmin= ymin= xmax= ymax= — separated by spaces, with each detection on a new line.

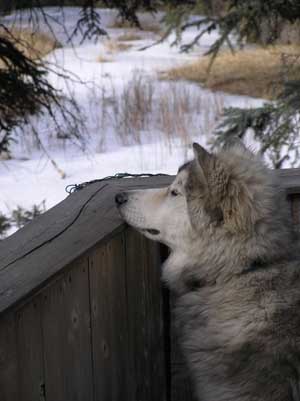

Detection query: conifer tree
xmin=1 ymin=0 xmax=300 ymax=167
xmin=160 ymin=0 xmax=300 ymax=167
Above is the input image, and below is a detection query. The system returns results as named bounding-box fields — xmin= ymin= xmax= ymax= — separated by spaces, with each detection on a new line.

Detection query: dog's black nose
xmin=115 ymin=192 xmax=128 ymax=206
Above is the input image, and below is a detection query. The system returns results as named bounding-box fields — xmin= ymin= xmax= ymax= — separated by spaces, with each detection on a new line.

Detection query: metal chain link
xmin=65 ymin=172 xmax=170 ymax=194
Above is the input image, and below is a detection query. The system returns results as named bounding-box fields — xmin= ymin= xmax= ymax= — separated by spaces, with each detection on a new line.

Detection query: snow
xmin=0 ymin=7 xmax=262 ymax=233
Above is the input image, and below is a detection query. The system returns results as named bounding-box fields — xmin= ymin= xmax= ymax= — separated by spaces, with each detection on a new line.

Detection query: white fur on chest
xmin=162 ymin=251 xmax=196 ymax=290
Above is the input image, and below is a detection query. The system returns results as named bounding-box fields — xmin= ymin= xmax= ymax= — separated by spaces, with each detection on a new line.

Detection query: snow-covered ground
xmin=0 ymin=7 xmax=262 ymax=231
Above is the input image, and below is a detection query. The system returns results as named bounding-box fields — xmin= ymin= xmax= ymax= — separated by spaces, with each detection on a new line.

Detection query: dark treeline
xmin=0 ymin=0 xmax=101 ymax=13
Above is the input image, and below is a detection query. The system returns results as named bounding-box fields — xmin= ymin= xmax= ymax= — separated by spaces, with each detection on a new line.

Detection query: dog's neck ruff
xmin=241 ymin=254 xmax=295 ymax=276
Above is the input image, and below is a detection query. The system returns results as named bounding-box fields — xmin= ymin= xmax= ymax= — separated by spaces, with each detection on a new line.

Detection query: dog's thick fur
xmin=116 ymin=141 xmax=300 ymax=401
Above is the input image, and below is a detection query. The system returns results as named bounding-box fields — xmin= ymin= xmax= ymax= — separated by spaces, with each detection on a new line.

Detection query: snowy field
xmin=0 ymin=7 xmax=262 ymax=233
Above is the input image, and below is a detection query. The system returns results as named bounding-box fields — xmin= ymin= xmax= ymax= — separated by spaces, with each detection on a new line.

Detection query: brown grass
xmin=163 ymin=45 xmax=300 ymax=100
xmin=141 ymin=22 xmax=162 ymax=34
xmin=117 ymin=32 xmax=142 ymax=41
xmin=0 ymin=28 xmax=61 ymax=61
xmin=97 ymin=54 xmax=113 ymax=63
xmin=109 ymin=19 xmax=135 ymax=29
xmin=104 ymin=39 xmax=132 ymax=54
xmin=109 ymin=18 xmax=162 ymax=35
xmin=97 ymin=70 xmax=224 ymax=149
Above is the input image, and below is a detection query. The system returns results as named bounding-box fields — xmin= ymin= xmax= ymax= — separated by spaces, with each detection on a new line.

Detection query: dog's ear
xmin=193 ymin=142 xmax=211 ymax=166
xmin=193 ymin=143 xmax=212 ymax=184
xmin=222 ymin=179 xmax=256 ymax=233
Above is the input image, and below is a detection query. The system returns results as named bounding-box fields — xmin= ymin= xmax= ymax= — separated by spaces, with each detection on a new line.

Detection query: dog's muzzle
xmin=115 ymin=192 xmax=128 ymax=207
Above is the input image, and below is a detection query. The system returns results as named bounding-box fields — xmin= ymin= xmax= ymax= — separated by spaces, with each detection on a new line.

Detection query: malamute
xmin=116 ymin=142 xmax=300 ymax=401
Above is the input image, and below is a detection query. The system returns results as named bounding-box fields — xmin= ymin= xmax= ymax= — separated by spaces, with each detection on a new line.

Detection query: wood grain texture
xmin=0 ymin=312 xmax=19 ymax=401
xmin=0 ymin=176 xmax=172 ymax=315
xmin=277 ymin=168 xmax=300 ymax=193
xmin=89 ymin=233 xmax=132 ymax=401
xmin=125 ymin=227 xmax=167 ymax=401
xmin=42 ymin=257 xmax=93 ymax=401
xmin=289 ymin=194 xmax=300 ymax=228
xmin=16 ymin=298 xmax=45 ymax=401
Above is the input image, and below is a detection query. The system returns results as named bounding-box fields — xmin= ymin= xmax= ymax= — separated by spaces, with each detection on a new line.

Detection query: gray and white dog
xmin=115 ymin=142 xmax=300 ymax=401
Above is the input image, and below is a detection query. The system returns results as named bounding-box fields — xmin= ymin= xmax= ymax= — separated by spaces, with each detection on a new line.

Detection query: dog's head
xmin=115 ymin=141 xmax=275 ymax=251
xmin=115 ymin=166 xmax=194 ymax=249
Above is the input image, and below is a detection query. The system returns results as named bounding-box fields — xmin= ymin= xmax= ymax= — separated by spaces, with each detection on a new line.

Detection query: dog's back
xmin=175 ymin=256 xmax=300 ymax=401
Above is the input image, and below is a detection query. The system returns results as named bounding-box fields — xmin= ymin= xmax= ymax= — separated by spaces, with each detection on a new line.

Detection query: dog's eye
xmin=171 ymin=189 xmax=179 ymax=197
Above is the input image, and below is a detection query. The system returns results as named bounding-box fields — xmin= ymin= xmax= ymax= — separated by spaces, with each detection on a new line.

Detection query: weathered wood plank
xmin=0 ymin=176 xmax=172 ymax=316
xmin=144 ymin=236 xmax=168 ymax=401
xmin=159 ymin=244 xmax=195 ymax=401
xmin=89 ymin=233 xmax=132 ymax=401
xmin=277 ymin=168 xmax=300 ymax=193
xmin=170 ymin=294 xmax=196 ymax=401
xmin=125 ymin=228 xmax=167 ymax=401
xmin=0 ymin=182 xmax=108 ymax=272
xmin=42 ymin=257 xmax=93 ymax=401
xmin=16 ymin=298 xmax=45 ymax=401
xmin=289 ymin=194 xmax=300 ymax=228
xmin=0 ymin=312 xmax=19 ymax=401
xmin=159 ymin=245 xmax=172 ymax=401
xmin=0 ymin=176 xmax=171 ymax=271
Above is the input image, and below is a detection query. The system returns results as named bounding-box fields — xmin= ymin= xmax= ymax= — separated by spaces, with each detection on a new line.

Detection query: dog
xmin=115 ymin=141 xmax=300 ymax=401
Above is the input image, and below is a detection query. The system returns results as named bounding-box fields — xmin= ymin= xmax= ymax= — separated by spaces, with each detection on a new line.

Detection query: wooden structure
xmin=0 ymin=170 xmax=300 ymax=401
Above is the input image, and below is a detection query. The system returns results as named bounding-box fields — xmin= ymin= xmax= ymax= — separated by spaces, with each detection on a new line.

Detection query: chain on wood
xmin=65 ymin=172 xmax=170 ymax=194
